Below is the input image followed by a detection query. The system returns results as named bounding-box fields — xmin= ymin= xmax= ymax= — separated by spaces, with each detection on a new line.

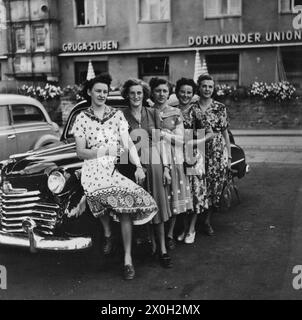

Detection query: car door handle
xmin=8 ymin=134 xmax=16 ymax=139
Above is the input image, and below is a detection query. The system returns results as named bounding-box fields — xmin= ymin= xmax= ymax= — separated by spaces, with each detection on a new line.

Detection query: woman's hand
xmin=163 ymin=167 xmax=172 ymax=185
xmin=135 ymin=167 xmax=146 ymax=185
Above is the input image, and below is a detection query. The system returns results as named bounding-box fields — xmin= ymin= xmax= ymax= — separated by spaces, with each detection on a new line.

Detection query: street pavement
xmin=0 ymin=129 xmax=301 ymax=300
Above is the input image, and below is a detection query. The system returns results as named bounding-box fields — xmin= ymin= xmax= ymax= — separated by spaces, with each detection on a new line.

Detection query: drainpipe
xmin=27 ymin=0 xmax=35 ymax=85
xmin=4 ymin=0 xmax=16 ymax=82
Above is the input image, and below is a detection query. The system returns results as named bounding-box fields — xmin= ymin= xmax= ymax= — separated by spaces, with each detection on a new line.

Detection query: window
xmin=138 ymin=56 xmax=169 ymax=82
xmin=279 ymin=0 xmax=302 ymax=13
xmin=34 ymin=26 xmax=46 ymax=51
xmin=282 ymin=48 xmax=302 ymax=88
xmin=205 ymin=0 xmax=242 ymax=18
xmin=74 ymin=61 xmax=108 ymax=84
xmin=74 ymin=0 xmax=106 ymax=26
xmin=0 ymin=106 xmax=9 ymax=127
xmin=15 ymin=28 xmax=26 ymax=51
xmin=279 ymin=0 xmax=293 ymax=13
xmin=139 ymin=0 xmax=171 ymax=22
xmin=12 ymin=105 xmax=45 ymax=124
xmin=205 ymin=53 xmax=239 ymax=86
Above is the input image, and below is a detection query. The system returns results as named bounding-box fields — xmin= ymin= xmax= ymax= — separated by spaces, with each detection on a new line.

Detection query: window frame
xmin=138 ymin=0 xmax=171 ymax=23
xmin=204 ymin=0 xmax=242 ymax=19
xmin=138 ymin=56 xmax=170 ymax=77
xmin=279 ymin=0 xmax=294 ymax=13
xmin=33 ymin=25 xmax=46 ymax=52
xmin=74 ymin=60 xmax=109 ymax=85
xmin=15 ymin=27 xmax=26 ymax=52
xmin=205 ymin=52 xmax=240 ymax=86
xmin=11 ymin=104 xmax=46 ymax=125
xmin=74 ymin=0 xmax=106 ymax=27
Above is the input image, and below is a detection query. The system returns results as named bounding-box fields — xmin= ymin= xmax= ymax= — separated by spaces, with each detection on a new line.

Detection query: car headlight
xmin=47 ymin=171 xmax=66 ymax=194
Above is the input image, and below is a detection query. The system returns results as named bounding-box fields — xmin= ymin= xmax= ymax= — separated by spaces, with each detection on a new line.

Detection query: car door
xmin=0 ymin=105 xmax=18 ymax=160
xmin=11 ymin=104 xmax=51 ymax=153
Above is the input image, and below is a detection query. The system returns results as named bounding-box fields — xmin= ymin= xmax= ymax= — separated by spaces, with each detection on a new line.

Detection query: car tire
xmin=33 ymin=135 xmax=60 ymax=150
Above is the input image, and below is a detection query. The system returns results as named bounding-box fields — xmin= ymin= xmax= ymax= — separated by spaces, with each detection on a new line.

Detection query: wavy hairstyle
xmin=197 ymin=74 xmax=214 ymax=87
xmin=175 ymin=77 xmax=197 ymax=97
xmin=149 ymin=77 xmax=173 ymax=96
xmin=120 ymin=78 xmax=151 ymax=106
xmin=81 ymin=73 xmax=112 ymax=104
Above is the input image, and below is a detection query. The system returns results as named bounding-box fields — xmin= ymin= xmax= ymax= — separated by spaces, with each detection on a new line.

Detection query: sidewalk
xmin=232 ymin=129 xmax=302 ymax=164
xmin=233 ymin=129 xmax=302 ymax=151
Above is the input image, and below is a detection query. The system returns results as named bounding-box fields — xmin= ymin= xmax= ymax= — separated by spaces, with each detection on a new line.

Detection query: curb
xmin=232 ymin=130 xmax=302 ymax=137
xmin=243 ymin=146 xmax=302 ymax=151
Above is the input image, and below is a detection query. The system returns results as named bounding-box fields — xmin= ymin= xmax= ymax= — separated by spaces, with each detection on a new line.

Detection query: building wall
xmin=35 ymin=0 xmax=302 ymax=87
xmin=5 ymin=0 xmax=60 ymax=82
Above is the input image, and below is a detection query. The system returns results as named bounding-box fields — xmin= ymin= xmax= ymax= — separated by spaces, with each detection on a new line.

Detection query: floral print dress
xmin=201 ymin=100 xmax=229 ymax=208
xmin=71 ymin=105 xmax=158 ymax=225
xmin=179 ymin=103 xmax=211 ymax=214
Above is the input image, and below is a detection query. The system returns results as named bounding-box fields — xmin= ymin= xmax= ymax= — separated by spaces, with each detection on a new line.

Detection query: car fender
xmin=33 ymin=134 xmax=60 ymax=150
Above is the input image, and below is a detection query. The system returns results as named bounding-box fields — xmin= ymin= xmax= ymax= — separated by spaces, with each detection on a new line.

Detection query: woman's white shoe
xmin=177 ymin=232 xmax=186 ymax=242
xmin=184 ymin=232 xmax=196 ymax=244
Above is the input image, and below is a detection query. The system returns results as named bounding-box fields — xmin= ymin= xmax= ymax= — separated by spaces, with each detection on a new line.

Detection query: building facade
xmin=1 ymin=0 xmax=60 ymax=90
xmin=1 ymin=0 xmax=302 ymax=90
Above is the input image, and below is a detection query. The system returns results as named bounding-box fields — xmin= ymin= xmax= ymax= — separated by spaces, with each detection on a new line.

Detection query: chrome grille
xmin=0 ymin=187 xmax=58 ymax=235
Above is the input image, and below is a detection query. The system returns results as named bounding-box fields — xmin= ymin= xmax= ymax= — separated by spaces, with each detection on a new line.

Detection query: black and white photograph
xmin=0 ymin=0 xmax=302 ymax=304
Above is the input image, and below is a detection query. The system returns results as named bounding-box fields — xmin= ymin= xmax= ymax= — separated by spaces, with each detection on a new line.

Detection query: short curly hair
xmin=81 ymin=73 xmax=112 ymax=103
xmin=175 ymin=77 xmax=197 ymax=96
xmin=197 ymin=74 xmax=214 ymax=87
xmin=120 ymin=78 xmax=151 ymax=104
xmin=149 ymin=77 xmax=172 ymax=95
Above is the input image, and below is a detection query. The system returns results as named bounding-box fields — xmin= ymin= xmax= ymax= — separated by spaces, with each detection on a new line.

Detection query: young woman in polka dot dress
xmin=72 ymin=74 xmax=158 ymax=280
xmin=149 ymin=77 xmax=193 ymax=250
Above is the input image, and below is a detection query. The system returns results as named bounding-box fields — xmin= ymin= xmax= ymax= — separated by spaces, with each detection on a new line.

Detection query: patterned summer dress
xmin=71 ymin=105 xmax=158 ymax=225
xmin=179 ymin=102 xmax=212 ymax=214
xmin=157 ymin=104 xmax=193 ymax=215
xmin=200 ymin=100 xmax=229 ymax=208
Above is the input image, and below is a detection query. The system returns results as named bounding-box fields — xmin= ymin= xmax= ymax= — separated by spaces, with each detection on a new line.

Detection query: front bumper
xmin=0 ymin=230 xmax=92 ymax=252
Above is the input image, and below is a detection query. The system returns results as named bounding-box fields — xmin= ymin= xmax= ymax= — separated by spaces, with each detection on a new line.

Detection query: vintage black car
xmin=0 ymin=94 xmax=249 ymax=252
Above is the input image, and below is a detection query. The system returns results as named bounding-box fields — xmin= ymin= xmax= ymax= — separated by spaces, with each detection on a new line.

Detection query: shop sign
xmin=62 ymin=40 xmax=119 ymax=53
xmin=188 ymin=30 xmax=302 ymax=47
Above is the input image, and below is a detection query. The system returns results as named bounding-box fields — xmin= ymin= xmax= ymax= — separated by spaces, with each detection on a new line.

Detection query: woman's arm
xmin=119 ymin=115 xmax=145 ymax=184
xmin=222 ymin=129 xmax=232 ymax=168
xmin=75 ymin=136 xmax=99 ymax=160
xmin=161 ymin=116 xmax=185 ymax=147
xmin=188 ymin=127 xmax=215 ymax=148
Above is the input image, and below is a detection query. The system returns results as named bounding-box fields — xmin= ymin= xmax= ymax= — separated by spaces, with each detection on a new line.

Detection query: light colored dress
xmin=72 ymin=105 xmax=158 ymax=225
xmin=157 ymin=104 xmax=193 ymax=215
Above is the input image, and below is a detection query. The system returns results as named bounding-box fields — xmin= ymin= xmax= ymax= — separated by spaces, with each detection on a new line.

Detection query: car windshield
xmin=66 ymin=108 xmax=85 ymax=139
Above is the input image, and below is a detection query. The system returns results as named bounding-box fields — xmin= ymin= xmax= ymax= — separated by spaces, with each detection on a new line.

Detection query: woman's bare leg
xmin=99 ymin=214 xmax=111 ymax=237
xmin=120 ymin=214 xmax=133 ymax=266
xmin=154 ymin=222 xmax=167 ymax=255
xmin=167 ymin=216 xmax=176 ymax=239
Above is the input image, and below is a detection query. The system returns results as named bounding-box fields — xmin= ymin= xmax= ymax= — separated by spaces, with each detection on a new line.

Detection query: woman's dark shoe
xmin=123 ymin=264 xmax=135 ymax=280
xmin=204 ymin=223 xmax=215 ymax=236
xmin=166 ymin=237 xmax=176 ymax=250
xmin=159 ymin=253 xmax=173 ymax=268
xmin=103 ymin=236 xmax=113 ymax=255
